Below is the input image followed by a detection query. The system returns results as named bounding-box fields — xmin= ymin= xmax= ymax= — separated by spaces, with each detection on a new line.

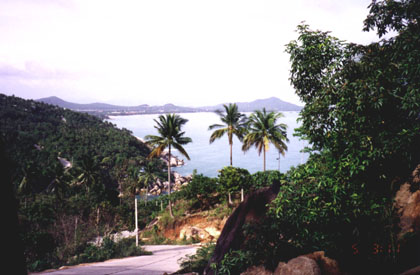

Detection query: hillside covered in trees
xmin=0 ymin=93 xmax=160 ymax=271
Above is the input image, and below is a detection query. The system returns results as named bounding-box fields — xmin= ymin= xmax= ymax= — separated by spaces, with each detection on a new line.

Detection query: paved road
xmin=37 ymin=245 xmax=198 ymax=275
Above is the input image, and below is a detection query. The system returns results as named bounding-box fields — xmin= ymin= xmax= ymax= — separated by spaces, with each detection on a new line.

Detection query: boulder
xmin=395 ymin=165 xmax=420 ymax=237
xmin=303 ymin=251 xmax=341 ymax=275
xmin=179 ymin=226 xmax=211 ymax=242
xmin=204 ymin=182 xmax=281 ymax=274
xmin=400 ymin=265 xmax=420 ymax=275
xmin=274 ymin=256 xmax=321 ymax=275
xmin=241 ymin=265 xmax=273 ymax=275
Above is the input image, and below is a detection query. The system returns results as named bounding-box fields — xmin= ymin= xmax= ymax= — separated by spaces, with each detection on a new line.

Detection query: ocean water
xmin=107 ymin=112 xmax=308 ymax=177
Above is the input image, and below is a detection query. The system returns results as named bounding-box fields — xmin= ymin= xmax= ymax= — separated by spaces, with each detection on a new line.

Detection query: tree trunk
xmin=228 ymin=192 xmax=232 ymax=205
xmin=168 ymin=145 xmax=174 ymax=218
xmin=74 ymin=216 xmax=78 ymax=245
xmin=263 ymin=145 xmax=266 ymax=171
xmin=241 ymin=188 xmax=244 ymax=202
xmin=96 ymin=207 xmax=100 ymax=244
xmin=145 ymin=183 xmax=148 ymax=206
xmin=230 ymin=141 xmax=233 ymax=166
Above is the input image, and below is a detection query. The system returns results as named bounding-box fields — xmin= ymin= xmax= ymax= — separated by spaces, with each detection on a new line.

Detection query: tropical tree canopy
xmin=242 ymin=108 xmax=289 ymax=170
xmin=209 ymin=103 xmax=247 ymax=166
xmin=145 ymin=113 xmax=192 ymax=217
xmin=145 ymin=114 xmax=192 ymax=161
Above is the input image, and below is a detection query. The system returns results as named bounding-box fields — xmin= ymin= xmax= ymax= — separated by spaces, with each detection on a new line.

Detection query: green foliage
xmin=145 ymin=113 xmax=192 ymax=160
xmin=269 ymin=155 xmax=392 ymax=257
xmin=215 ymin=249 xmax=254 ymax=275
xmin=262 ymin=2 xmax=420 ymax=272
xmin=251 ymin=170 xmax=284 ymax=189
xmin=71 ymin=237 xmax=150 ymax=265
xmin=218 ymin=166 xmax=252 ymax=194
xmin=0 ymin=94 xmax=150 ymax=194
xmin=0 ymin=94 xmax=164 ymax=271
xmin=178 ymin=243 xmax=216 ymax=274
xmin=209 ymin=103 xmax=247 ymax=166
xmin=242 ymin=108 xmax=289 ymax=171
xmin=145 ymin=113 xmax=192 ymax=217
xmin=178 ymin=174 xmax=220 ymax=210
xmin=285 ymin=22 xmax=420 ymax=189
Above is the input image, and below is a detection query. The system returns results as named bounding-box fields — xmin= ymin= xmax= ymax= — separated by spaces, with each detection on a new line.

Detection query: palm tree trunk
xmin=230 ymin=142 xmax=233 ymax=166
xmin=168 ymin=145 xmax=174 ymax=218
xmin=263 ymin=145 xmax=266 ymax=171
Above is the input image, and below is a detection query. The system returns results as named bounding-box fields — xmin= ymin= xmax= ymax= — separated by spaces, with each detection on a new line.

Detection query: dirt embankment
xmin=162 ymin=212 xmax=228 ymax=243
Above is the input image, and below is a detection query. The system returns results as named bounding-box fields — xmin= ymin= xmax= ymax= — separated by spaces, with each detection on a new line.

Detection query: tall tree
xmin=138 ymin=159 xmax=165 ymax=204
xmin=145 ymin=114 xmax=192 ymax=217
xmin=209 ymin=103 xmax=247 ymax=166
xmin=242 ymin=108 xmax=289 ymax=171
xmin=75 ymin=155 xmax=100 ymax=193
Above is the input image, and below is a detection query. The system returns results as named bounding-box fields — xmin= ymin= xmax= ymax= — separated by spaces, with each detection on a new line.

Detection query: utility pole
xmin=135 ymin=195 xmax=138 ymax=247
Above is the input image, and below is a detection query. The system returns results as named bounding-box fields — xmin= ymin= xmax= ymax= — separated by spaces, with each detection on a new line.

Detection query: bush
xmin=268 ymin=155 xmax=397 ymax=273
xmin=71 ymin=237 xmax=150 ymax=265
xmin=178 ymin=174 xmax=220 ymax=210
xmin=218 ymin=167 xmax=252 ymax=199
xmin=215 ymin=249 xmax=254 ymax=275
xmin=178 ymin=243 xmax=216 ymax=274
xmin=252 ymin=170 xmax=283 ymax=189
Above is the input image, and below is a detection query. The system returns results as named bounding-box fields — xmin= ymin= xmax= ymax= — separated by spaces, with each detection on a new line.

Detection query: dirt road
xmin=37 ymin=245 xmax=198 ymax=275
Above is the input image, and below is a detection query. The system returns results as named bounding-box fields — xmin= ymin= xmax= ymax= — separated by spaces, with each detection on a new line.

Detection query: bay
xmin=107 ymin=111 xmax=308 ymax=177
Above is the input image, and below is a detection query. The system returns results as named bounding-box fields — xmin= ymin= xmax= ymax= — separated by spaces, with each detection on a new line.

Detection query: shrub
xmin=70 ymin=237 xmax=150 ymax=265
xmin=251 ymin=170 xmax=283 ymax=189
xmin=178 ymin=243 xmax=216 ymax=274
xmin=218 ymin=167 xmax=252 ymax=200
xmin=179 ymin=174 xmax=220 ymax=210
xmin=215 ymin=249 xmax=254 ymax=275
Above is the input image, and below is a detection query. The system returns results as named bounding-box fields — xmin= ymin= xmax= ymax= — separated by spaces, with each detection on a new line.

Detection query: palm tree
xmin=138 ymin=160 xmax=165 ymax=204
xmin=242 ymin=108 xmax=289 ymax=171
xmin=209 ymin=103 xmax=247 ymax=166
xmin=76 ymin=155 xmax=100 ymax=193
xmin=145 ymin=113 xmax=192 ymax=217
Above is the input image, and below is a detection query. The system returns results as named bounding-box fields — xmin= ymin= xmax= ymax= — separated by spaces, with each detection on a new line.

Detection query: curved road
xmin=38 ymin=245 xmax=198 ymax=275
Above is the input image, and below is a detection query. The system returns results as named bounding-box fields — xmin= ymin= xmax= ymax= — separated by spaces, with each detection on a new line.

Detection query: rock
xmin=241 ymin=265 xmax=273 ymax=275
xmin=204 ymin=226 xmax=221 ymax=239
xmin=394 ymin=165 xmax=420 ymax=237
xmin=400 ymin=265 xmax=420 ymax=275
xmin=112 ymin=230 xmax=137 ymax=242
xmin=304 ymin=251 xmax=341 ymax=275
xmin=160 ymin=150 xmax=185 ymax=167
xmin=204 ymin=182 xmax=281 ymax=275
xmin=275 ymin=256 xmax=321 ymax=275
xmin=179 ymin=226 xmax=210 ymax=241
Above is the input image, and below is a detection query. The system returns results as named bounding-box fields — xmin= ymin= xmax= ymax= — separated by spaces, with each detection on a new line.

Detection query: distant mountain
xmin=37 ymin=96 xmax=302 ymax=116
xmin=37 ymin=96 xmax=145 ymax=111
xmin=200 ymin=97 xmax=302 ymax=112
xmin=37 ymin=96 xmax=197 ymax=114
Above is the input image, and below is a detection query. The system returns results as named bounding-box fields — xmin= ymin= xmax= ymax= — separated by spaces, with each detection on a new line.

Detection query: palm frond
xmin=172 ymin=142 xmax=191 ymax=160
xmin=209 ymin=128 xmax=228 ymax=143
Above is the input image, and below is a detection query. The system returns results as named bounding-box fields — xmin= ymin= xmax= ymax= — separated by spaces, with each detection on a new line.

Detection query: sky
xmin=0 ymin=0 xmax=384 ymax=107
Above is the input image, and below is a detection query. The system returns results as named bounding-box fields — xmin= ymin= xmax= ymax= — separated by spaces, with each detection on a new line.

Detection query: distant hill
xmin=0 ymin=93 xmax=150 ymax=192
xmin=36 ymin=96 xmax=302 ymax=116
xmin=200 ymin=97 xmax=302 ymax=112
xmin=36 ymin=96 xmax=197 ymax=115
xmin=38 ymin=96 xmax=147 ymax=111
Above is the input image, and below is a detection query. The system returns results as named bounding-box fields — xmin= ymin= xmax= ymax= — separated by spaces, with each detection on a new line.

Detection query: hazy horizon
xmin=31 ymin=94 xmax=302 ymax=108
xmin=0 ymin=0 xmax=387 ymax=107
